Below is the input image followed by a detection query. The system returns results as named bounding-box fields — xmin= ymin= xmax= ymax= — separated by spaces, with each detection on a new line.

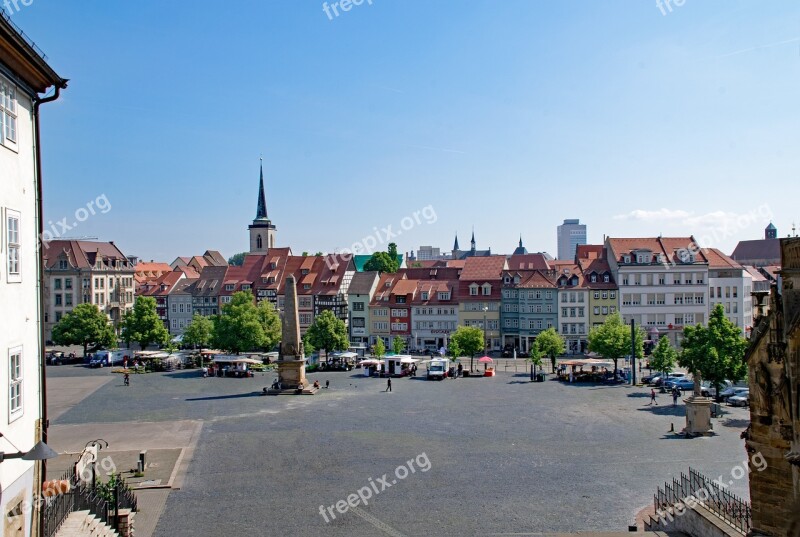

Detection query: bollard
xmin=670 ymin=423 xmax=674 ymax=432
xmin=139 ymin=450 xmax=147 ymax=473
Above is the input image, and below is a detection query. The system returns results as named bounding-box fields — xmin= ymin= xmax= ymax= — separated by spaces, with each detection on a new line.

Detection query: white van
xmin=427 ymin=359 xmax=449 ymax=380
xmin=89 ymin=349 xmax=131 ymax=368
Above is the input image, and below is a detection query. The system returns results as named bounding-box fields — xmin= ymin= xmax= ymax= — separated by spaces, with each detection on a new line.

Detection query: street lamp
xmin=0 ymin=433 xmax=58 ymax=463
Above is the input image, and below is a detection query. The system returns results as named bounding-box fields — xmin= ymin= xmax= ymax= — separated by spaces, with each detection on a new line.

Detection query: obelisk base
xmin=683 ymin=396 xmax=713 ymax=436
xmin=264 ymin=358 xmax=319 ymax=395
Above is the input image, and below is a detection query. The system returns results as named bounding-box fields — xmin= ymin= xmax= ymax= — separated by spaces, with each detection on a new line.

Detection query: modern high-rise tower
xmin=557 ymin=219 xmax=587 ymax=260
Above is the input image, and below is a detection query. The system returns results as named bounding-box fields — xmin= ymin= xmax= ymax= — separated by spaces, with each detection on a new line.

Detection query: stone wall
xmin=744 ymin=238 xmax=800 ymax=536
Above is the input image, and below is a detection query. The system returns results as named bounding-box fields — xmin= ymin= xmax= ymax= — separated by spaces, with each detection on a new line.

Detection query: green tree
xmin=535 ymin=327 xmax=566 ymax=373
xmin=446 ymin=339 xmax=462 ymax=367
xmin=227 ymin=252 xmax=247 ymax=266
xmin=120 ymin=296 xmax=169 ymax=351
xmin=51 ymin=303 xmax=116 ymax=357
xmin=314 ymin=251 xmax=323 ymax=256
xmin=306 ymin=310 xmax=349 ymax=358
xmin=363 ymin=251 xmax=398 ymax=273
xmin=528 ymin=338 xmax=545 ymax=379
xmin=387 ymin=242 xmax=399 ymax=262
xmin=373 ymin=338 xmax=386 ymax=358
xmin=182 ymin=313 xmax=213 ymax=349
xmin=302 ymin=332 xmax=315 ymax=356
xmin=649 ymin=336 xmax=677 ymax=377
xmin=392 ymin=336 xmax=406 ymax=354
xmin=451 ymin=325 xmax=484 ymax=371
xmin=256 ymin=300 xmax=282 ymax=351
xmin=679 ymin=304 xmax=748 ymax=399
xmin=213 ymin=291 xmax=265 ymax=354
xmin=587 ymin=313 xmax=645 ymax=375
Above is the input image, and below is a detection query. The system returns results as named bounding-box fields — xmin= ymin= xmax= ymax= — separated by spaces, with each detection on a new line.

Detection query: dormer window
xmin=421 ymin=291 xmax=429 ymax=300
xmin=59 ymin=259 xmax=68 ymax=270
xmin=225 ymin=284 xmax=235 ymax=291
xmin=268 ymin=277 xmax=276 ymax=284
xmin=304 ymin=284 xmax=311 ymax=290
xmin=504 ymin=276 xmax=511 ymax=284
xmin=481 ymin=283 xmax=491 ymax=296
xmin=242 ymin=284 xmax=251 ymax=290
xmin=302 ymin=269 xmax=309 ymax=275
xmin=270 ymin=262 xmax=277 ymax=269
xmin=514 ymin=275 xmax=520 ymax=284
xmin=438 ymin=292 xmax=450 ymax=300
xmin=603 ymin=274 xmax=610 ymax=283
xmin=623 ymin=255 xmax=631 ymax=263
xmin=590 ymin=274 xmax=597 ymax=283
xmin=469 ymin=283 xmax=479 ymax=296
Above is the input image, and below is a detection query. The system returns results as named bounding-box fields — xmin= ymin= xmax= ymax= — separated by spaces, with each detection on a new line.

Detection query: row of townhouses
xmin=41 ymin=160 xmax=759 ymax=357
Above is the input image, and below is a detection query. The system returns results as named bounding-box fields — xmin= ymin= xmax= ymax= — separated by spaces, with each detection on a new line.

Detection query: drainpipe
xmin=34 ymin=85 xmax=62 ymax=536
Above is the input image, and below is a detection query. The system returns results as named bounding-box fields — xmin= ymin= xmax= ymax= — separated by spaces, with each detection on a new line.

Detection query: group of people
xmin=648 ymin=386 xmax=684 ymax=406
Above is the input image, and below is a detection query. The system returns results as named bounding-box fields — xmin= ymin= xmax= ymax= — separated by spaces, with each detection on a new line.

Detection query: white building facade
xmin=706 ymin=248 xmax=753 ymax=334
xmin=1 ymin=14 xmax=66 ymax=536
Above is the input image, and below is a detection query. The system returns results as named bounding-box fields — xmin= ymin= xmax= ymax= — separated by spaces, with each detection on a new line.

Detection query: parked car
xmin=672 ymin=378 xmax=696 ymax=391
xmin=662 ymin=373 xmax=687 ymax=388
xmin=88 ymin=349 xmax=131 ymax=368
xmin=642 ymin=371 xmax=668 ymax=384
xmin=720 ymin=387 xmax=749 ymax=402
xmin=700 ymin=380 xmax=734 ymax=397
xmin=728 ymin=390 xmax=750 ymax=407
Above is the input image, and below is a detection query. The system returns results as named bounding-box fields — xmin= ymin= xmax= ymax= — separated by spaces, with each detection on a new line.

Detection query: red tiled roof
xmin=576 ymin=244 xmax=605 ymax=260
xmin=460 ymin=256 xmax=507 ymax=280
xmin=43 ymin=240 xmax=132 ymax=270
xmin=704 ymin=248 xmax=743 ymax=270
xmin=507 ymin=253 xmax=550 ymax=271
xmin=606 ymin=237 xmax=708 ymax=264
xmin=391 ymin=279 xmax=418 ymax=296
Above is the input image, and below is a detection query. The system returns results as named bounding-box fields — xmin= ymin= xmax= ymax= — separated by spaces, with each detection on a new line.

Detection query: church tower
xmin=248 ymin=160 xmax=277 ymax=254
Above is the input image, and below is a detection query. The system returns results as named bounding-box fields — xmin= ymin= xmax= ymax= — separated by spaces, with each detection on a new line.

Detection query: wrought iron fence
xmin=42 ymin=465 xmax=139 ymax=537
xmin=652 ymin=467 xmax=751 ymax=534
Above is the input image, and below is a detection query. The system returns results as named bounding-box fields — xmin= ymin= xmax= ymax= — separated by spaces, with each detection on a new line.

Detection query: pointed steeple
xmin=519 ymin=235 xmax=523 ymax=248
xmin=255 ymin=159 xmax=268 ymax=221
xmin=470 ymin=229 xmax=476 ymax=251
xmin=453 ymin=232 xmax=460 ymax=251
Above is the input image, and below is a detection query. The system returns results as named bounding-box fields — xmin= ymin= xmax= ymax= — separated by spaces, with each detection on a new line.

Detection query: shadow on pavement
xmin=186 ymin=392 xmax=263 ymax=401
xmin=163 ymin=370 xmax=203 ymax=379
xmin=721 ymin=418 xmax=750 ymax=428
xmin=638 ymin=405 xmax=686 ymax=417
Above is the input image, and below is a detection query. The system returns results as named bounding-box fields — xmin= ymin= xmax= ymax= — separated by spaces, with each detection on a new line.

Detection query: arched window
xmin=256 ymin=235 xmax=263 ymax=249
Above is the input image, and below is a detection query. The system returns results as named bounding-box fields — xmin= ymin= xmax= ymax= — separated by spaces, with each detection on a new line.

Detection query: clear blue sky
xmin=8 ymin=0 xmax=800 ymax=261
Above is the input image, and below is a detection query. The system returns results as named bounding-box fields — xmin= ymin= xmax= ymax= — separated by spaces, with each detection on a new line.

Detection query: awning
xmin=359 ymin=359 xmax=381 ymax=366
xmin=213 ymin=357 xmax=262 ymax=365
xmin=478 ymin=356 xmax=493 ymax=363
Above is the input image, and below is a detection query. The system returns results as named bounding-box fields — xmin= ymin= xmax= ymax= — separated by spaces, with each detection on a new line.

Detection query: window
xmin=353 ymin=302 xmax=364 ymax=311
xmin=469 ymin=284 xmax=479 ymax=296
xmin=603 ymin=274 xmax=609 ymax=283
xmin=481 ymin=284 xmax=491 ymax=296
xmin=601 ymin=292 xmax=608 ymax=299
xmin=594 ymin=306 xmax=600 ymax=315
xmin=590 ymin=274 xmax=597 ymax=283
xmin=562 ymin=308 xmax=568 ymax=317
xmin=602 ymin=306 xmax=608 ymax=315
xmin=438 ymin=292 xmax=450 ymax=300
xmin=172 ymin=319 xmax=178 ymax=329
xmin=710 ymin=287 xmax=715 ymax=298
xmin=610 ymin=291 xmax=616 ymax=299
xmin=300 ymin=313 xmax=312 ymax=325
xmin=65 ymin=278 xmax=73 ymax=290
xmin=545 ymin=291 xmax=552 ymax=299
xmin=1 ymin=77 xmax=17 ymax=145
xmin=535 ymin=291 xmax=542 ymax=299
xmin=733 ymin=286 xmax=738 ymax=298
xmin=172 ymin=303 xmax=177 ymax=313
xmin=65 ymin=294 xmax=73 ymax=306
xmin=55 ymin=294 xmax=62 ymax=306
xmin=396 ymin=296 xmax=406 ymax=304
xmin=594 ymin=292 xmax=600 ymax=299
xmin=6 ymin=210 xmax=20 ymax=280
xmin=54 ymin=278 xmax=62 ymax=290
xmin=225 ymin=284 xmax=235 ymax=291
xmin=9 ymin=347 xmax=22 ymax=419
xmin=610 ymin=306 xmax=616 ymax=313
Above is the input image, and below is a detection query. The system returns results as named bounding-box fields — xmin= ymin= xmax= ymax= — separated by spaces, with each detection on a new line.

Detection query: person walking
xmin=124 ymin=373 xmax=130 ymax=387
xmin=386 ymin=377 xmax=392 ymax=392
xmin=672 ymin=387 xmax=679 ymax=406
xmin=648 ymin=388 xmax=658 ymax=405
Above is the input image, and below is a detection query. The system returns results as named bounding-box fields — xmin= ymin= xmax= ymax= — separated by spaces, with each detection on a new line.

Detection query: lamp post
xmin=482 ymin=305 xmax=489 ymax=370
xmin=630 ymin=318 xmax=636 ymax=386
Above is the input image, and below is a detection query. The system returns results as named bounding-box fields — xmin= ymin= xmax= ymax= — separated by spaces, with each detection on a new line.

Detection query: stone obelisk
xmin=274 ymin=275 xmax=311 ymax=392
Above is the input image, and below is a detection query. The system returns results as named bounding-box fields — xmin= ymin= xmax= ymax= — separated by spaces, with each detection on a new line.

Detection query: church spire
xmin=255 ymin=159 xmax=268 ymax=220
xmin=453 ymin=232 xmax=460 ymax=251
xmin=470 ymin=228 xmax=476 ymax=251
xmin=519 ymin=235 xmax=523 ymax=248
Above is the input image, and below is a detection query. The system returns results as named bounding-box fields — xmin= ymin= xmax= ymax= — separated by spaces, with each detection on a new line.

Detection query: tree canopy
xmin=51 ymin=303 xmax=116 ymax=356
xmin=392 ymin=336 xmax=406 ymax=354
xmin=363 ymin=251 xmax=399 ymax=273
xmin=587 ymin=313 xmax=645 ymax=374
xmin=182 ymin=313 xmax=213 ymax=349
xmin=679 ymin=304 xmax=748 ymax=397
xmin=306 ymin=310 xmax=349 ymax=357
xmin=450 ymin=326 xmax=484 ymax=357
xmin=649 ymin=336 xmax=677 ymax=375
xmin=120 ymin=296 xmax=170 ymax=351
xmin=213 ymin=291 xmax=265 ymax=354
xmin=256 ymin=299 xmax=282 ymax=351
xmin=535 ymin=327 xmax=565 ymax=372
xmin=373 ymin=338 xmax=386 ymax=358
xmin=227 ymin=252 xmax=247 ymax=266
xmin=528 ymin=339 xmax=545 ymax=377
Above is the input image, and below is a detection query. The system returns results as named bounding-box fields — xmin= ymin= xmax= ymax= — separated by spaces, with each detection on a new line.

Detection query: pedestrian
xmin=325 ymin=379 xmax=330 ymax=389
xmin=672 ymin=387 xmax=679 ymax=406
xmin=386 ymin=377 xmax=392 ymax=392
xmin=124 ymin=373 xmax=130 ymax=386
xmin=649 ymin=388 xmax=658 ymax=405
xmin=457 ymin=363 xmax=463 ymax=378
xmin=202 ymin=366 xmax=208 ymax=378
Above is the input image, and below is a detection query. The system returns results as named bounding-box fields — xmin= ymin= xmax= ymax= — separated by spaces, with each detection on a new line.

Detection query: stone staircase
xmin=53 ymin=510 xmax=119 ymax=537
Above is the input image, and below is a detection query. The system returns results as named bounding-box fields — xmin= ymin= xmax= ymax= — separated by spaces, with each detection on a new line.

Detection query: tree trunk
xmin=613 ymin=358 xmax=619 ymax=376
xmin=550 ymin=356 xmax=556 ymax=373
xmin=83 ymin=343 xmax=88 ymax=358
